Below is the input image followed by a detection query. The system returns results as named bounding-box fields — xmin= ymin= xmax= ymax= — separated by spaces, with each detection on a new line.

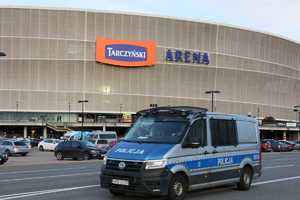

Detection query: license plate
xmin=112 ymin=179 xmax=129 ymax=186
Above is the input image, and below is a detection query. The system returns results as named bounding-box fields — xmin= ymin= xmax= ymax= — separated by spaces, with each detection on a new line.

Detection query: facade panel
xmin=0 ymin=7 xmax=299 ymax=123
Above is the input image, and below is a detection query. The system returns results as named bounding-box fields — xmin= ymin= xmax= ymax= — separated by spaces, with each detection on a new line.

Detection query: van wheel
xmin=39 ymin=146 xmax=44 ymax=151
xmin=56 ymin=152 xmax=64 ymax=160
xmin=167 ymin=174 xmax=188 ymax=200
xmin=109 ymin=189 xmax=123 ymax=196
xmin=237 ymin=166 xmax=253 ymax=190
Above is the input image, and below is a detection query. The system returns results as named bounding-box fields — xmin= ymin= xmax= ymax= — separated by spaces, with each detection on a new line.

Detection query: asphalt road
xmin=0 ymin=151 xmax=300 ymax=200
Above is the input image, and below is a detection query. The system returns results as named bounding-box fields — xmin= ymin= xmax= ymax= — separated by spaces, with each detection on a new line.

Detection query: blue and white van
xmin=100 ymin=107 xmax=261 ymax=200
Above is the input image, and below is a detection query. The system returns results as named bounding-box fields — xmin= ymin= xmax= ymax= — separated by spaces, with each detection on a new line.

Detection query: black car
xmin=0 ymin=147 xmax=9 ymax=165
xmin=30 ymin=138 xmax=42 ymax=147
xmin=54 ymin=140 xmax=100 ymax=160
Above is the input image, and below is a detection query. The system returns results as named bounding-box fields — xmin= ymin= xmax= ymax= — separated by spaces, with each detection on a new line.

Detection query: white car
xmin=38 ymin=139 xmax=61 ymax=151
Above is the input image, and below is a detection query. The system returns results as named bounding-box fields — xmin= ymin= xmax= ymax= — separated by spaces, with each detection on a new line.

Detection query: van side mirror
xmin=182 ymin=142 xmax=201 ymax=148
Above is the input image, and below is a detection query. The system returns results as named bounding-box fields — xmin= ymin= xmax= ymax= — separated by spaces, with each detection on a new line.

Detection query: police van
xmin=100 ymin=107 xmax=261 ymax=200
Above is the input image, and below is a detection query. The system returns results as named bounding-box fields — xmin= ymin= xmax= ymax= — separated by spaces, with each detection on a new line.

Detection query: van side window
xmin=210 ymin=119 xmax=237 ymax=146
xmin=185 ymin=119 xmax=207 ymax=146
xmin=237 ymin=121 xmax=257 ymax=144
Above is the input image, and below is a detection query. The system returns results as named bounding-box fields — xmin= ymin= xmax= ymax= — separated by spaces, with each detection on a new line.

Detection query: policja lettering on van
xmin=115 ymin=148 xmax=145 ymax=154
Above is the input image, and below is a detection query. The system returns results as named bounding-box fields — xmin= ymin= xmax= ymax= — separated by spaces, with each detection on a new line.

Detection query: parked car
xmin=264 ymin=139 xmax=290 ymax=152
xmin=17 ymin=139 xmax=32 ymax=149
xmin=30 ymin=138 xmax=42 ymax=147
xmin=261 ymin=140 xmax=272 ymax=152
xmin=91 ymin=131 xmax=118 ymax=149
xmin=38 ymin=139 xmax=61 ymax=151
xmin=0 ymin=147 xmax=9 ymax=165
xmin=279 ymin=140 xmax=295 ymax=151
xmin=98 ymin=145 xmax=111 ymax=159
xmin=294 ymin=141 xmax=300 ymax=150
xmin=54 ymin=140 xmax=101 ymax=160
xmin=0 ymin=140 xmax=29 ymax=156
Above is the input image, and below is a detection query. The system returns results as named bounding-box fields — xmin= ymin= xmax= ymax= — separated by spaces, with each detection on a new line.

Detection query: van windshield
xmin=124 ymin=117 xmax=188 ymax=144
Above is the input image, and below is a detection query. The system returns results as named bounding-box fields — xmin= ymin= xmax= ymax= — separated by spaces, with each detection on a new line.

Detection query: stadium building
xmin=0 ymin=7 xmax=299 ymax=139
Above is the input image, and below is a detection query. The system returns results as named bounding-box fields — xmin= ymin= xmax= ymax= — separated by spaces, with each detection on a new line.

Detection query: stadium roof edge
xmin=1 ymin=5 xmax=300 ymax=46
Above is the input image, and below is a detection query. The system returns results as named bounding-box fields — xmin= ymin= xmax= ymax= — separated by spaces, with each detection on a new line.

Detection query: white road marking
xmin=263 ymin=164 xmax=295 ymax=169
xmin=253 ymin=175 xmax=300 ymax=186
xmin=0 ymin=175 xmax=300 ymax=200
xmin=271 ymin=158 xmax=297 ymax=162
xmin=2 ymin=175 xmax=300 ymax=199
xmin=0 ymin=172 xmax=99 ymax=183
xmin=0 ymin=185 xmax=99 ymax=200
xmin=0 ymin=167 xmax=91 ymax=175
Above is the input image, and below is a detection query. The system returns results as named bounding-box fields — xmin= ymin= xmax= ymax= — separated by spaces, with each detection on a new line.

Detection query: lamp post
xmin=294 ymin=105 xmax=300 ymax=140
xmin=16 ymin=101 xmax=19 ymax=122
xmin=119 ymin=104 xmax=123 ymax=122
xmin=205 ymin=90 xmax=221 ymax=112
xmin=78 ymin=100 xmax=88 ymax=129
xmin=68 ymin=101 xmax=71 ymax=124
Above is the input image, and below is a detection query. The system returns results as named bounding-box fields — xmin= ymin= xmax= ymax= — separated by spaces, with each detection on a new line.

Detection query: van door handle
xmin=212 ymin=150 xmax=218 ymax=154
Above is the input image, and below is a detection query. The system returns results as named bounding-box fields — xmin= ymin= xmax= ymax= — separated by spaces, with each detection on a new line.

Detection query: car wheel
xmin=56 ymin=152 xmax=64 ymax=160
xmin=39 ymin=146 xmax=44 ymax=151
xmin=109 ymin=189 xmax=123 ymax=196
xmin=83 ymin=153 xmax=89 ymax=160
xmin=167 ymin=174 xmax=188 ymax=200
xmin=5 ymin=150 xmax=10 ymax=156
xmin=21 ymin=153 xmax=27 ymax=156
xmin=237 ymin=166 xmax=253 ymax=190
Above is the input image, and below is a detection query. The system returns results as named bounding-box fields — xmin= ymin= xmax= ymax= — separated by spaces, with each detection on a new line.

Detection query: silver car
xmin=0 ymin=140 xmax=29 ymax=156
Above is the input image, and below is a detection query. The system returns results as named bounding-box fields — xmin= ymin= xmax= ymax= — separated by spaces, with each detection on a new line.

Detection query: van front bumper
xmin=100 ymin=167 xmax=172 ymax=195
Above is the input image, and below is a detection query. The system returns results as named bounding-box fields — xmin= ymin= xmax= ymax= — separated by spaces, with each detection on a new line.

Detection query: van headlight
xmin=103 ymin=156 xmax=107 ymax=165
xmin=145 ymin=159 xmax=167 ymax=170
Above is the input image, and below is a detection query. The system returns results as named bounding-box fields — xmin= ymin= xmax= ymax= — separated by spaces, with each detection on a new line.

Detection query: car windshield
xmin=124 ymin=117 xmax=188 ymax=144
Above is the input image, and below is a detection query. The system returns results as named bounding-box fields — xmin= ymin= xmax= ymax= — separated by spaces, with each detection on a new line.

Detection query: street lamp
xmin=78 ymin=100 xmax=88 ymax=129
xmin=16 ymin=101 xmax=19 ymax=122
xmin=294 ymin=105 xmax=300 ymax=140
xmin=68 ymin=101 xmax=71 ymax=124
xmin=119 ymin=104 xmax=123 ymax=122
xmin=205 ymin=90 xmax=221 ymax=112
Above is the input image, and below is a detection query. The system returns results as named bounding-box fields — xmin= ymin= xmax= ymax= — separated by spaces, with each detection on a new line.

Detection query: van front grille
xmin=106 ymin=159 xmax=144 ymax=171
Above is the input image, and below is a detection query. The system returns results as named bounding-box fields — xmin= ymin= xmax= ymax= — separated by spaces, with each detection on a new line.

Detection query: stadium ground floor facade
xmin=0 ymin=111 xmax=299 ymax=141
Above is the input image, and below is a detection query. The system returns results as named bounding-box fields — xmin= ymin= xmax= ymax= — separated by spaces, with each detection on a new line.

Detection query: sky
xmin=1 ymin=0 xmax=300 ymax=43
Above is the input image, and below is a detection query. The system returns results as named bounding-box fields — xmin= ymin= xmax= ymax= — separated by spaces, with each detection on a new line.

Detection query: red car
xmin=261 ymin=140 xmax=272 ymax=152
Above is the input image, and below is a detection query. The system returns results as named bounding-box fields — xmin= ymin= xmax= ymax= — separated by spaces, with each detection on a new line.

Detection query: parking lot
xmin=0 ymin=151 xmax=299 ymax=200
